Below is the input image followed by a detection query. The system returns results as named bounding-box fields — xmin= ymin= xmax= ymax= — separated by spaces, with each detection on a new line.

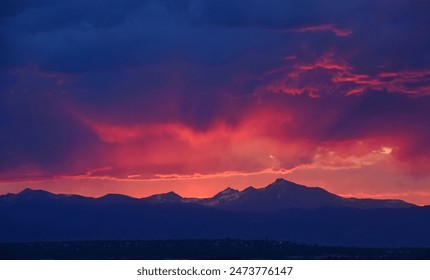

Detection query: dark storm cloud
xmin=0 ymin=0 xmax=379 ymax=73
xmin=0 ymin=68 xmax=102 ymax=178
xmin=189 ymin=0 xmax=372 ymax=29
xmin=2 ymin=0 xmax=429 ymax=72
xmin=2 ymin=0 xmax=264 ymax=73
xmin=0 ymin=0 xmax=35 ymax=18
xmin=0 ymin=0 xmax=430 ymax=180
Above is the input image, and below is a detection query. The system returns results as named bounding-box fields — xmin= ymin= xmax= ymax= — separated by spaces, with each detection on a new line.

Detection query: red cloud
xmin=257 ymin=51 xmax=430 ymax=98
xmin=66 ymin=107 xmax=317 ymax=180
xmin=289 ymin=24 xmax=353 ymax=37
xmin=332 ymin=69 xmax=430 ymax=96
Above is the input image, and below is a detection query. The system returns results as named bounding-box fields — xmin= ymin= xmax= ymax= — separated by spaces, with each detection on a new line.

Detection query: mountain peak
xmin=243 ymin=186 xmax=257 ymax=193
xmin=217 ymin=187 xmax=239 ymax=195
xmin=273 ymin=178 xmax=298 ymax=185
xmin=144 ymin=191 xmax=183 ymax=203
xmin=164 ymin=191 xmax=182 ymax=199
xmin=7 ymin=188 xmax=58 ymax=202
xmin=267 ymin=178 xmax=305 ymax=191
xmin=18 ymin=188 xmax=53 ymax=196
xmin=98 ymin=193 xmax=137 ymax=204
xmin=19 ymin=188 xmax=37 ymax=194
xmin=213 ymin=187 xmax=239 ymax=198
xmin=204 ymin=187 xmax=241 ymax=206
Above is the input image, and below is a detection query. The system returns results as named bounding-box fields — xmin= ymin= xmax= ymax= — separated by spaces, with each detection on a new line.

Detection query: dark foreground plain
xmin=1 ymin=239 xmax=430 ymax=260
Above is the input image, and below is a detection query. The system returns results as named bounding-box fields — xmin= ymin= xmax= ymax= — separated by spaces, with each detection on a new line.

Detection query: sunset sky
xmin=1 ymin=0 xmax=430 ymax=204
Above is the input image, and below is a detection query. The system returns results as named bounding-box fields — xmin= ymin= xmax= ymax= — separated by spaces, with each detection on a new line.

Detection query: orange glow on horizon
xmin=1 ymin=170 xmax=430 ymax=206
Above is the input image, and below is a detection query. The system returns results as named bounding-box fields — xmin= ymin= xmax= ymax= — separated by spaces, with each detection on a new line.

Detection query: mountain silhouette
xmin=0 ymin=179 xmax=428 ymax=247
xmin=194 ymin=178 xmax=415 ymax=212
xmin=143 ymin=191 xmax=183 ymax=204
xmin=3 ymin=179 xmax=414 ymax=211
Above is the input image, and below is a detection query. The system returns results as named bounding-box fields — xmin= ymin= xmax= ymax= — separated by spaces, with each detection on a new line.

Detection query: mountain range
xmin=1 ymin=178 xmax=415 ymax=211
xmin=1 ymin=178 xmax=429 ymax=247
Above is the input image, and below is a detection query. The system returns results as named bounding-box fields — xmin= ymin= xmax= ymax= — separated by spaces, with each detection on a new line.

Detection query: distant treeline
xmin=1 ymin=239 xmax=430 ymax=260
